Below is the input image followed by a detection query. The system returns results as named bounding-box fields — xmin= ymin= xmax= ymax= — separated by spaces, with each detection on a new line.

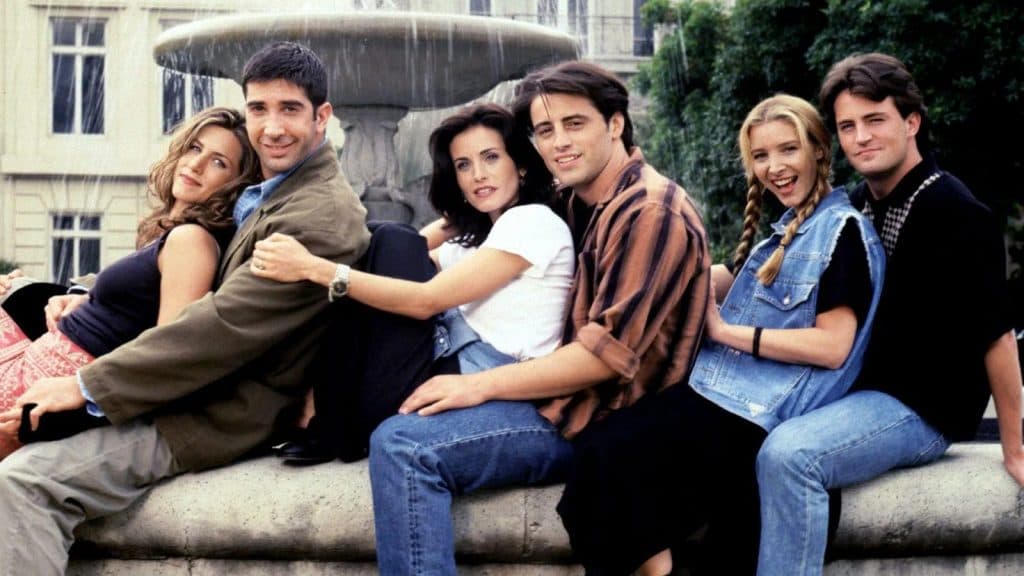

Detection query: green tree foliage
xmin=636 ymin=0 xmax=1024 ymax=286
xmin=810 ymin=0 xmax=1024 ymax=225
xmin=640 ymin=0 xmax=681 ymax=25
xmin=635 ymin=0 xmax=734 ymax=260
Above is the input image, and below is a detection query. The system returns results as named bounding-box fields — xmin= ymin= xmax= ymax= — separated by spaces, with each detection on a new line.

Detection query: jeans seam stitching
xmin=421 ymin=426 xmax=560 ymax=452
xmin=910 ymin=432 xmax=947 ymax=465
xmin=809 ymin=411 xmax=917 ymax=463
xmin=407 ymin=448 xmax=422 ymax=574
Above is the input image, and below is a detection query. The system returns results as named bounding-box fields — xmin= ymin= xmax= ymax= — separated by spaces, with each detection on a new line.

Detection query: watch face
xmin=329 ymin=265 xmax=349 ymax=302
xmin=331 ymin=276 xmax=348 ymax=297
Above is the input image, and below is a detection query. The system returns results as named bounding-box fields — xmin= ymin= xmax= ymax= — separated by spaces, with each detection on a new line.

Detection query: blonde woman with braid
xmin=556 ymin=94 xmax=885 ymax=576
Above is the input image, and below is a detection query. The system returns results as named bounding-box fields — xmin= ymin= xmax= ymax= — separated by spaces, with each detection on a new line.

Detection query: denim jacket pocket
xmin=751 ymin=280 xmax=816 ymax=328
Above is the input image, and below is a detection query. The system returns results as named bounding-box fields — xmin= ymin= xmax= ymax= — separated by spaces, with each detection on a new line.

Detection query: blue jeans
xmin=755 ymin=390 xmax=950 ymax=576
xmin=368 ymin=400 xmax=573 ymax=575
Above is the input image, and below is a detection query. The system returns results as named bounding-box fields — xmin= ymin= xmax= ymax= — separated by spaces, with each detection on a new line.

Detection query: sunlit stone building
xmin=0 ymin=0 xmax=654 ymax=282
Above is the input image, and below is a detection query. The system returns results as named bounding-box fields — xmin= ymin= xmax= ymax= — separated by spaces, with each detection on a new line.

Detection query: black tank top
xmin=59 ymin=232 xmax=170 ymax=357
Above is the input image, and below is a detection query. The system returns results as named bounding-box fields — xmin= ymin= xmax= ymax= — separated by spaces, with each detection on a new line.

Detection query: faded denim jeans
xmin=755 ymin=390 xmax=949 ymax=576
xmin=369 ymin=400 xmax=573 ymax=575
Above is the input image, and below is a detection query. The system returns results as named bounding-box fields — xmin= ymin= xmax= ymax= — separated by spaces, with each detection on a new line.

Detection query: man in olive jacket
xmin=0 ymin=42 xmax=369 ymax=573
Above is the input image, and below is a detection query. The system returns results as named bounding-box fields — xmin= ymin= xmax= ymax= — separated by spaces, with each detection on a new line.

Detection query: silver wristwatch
xmin=328 ymin=263 xmax=350 ymax=302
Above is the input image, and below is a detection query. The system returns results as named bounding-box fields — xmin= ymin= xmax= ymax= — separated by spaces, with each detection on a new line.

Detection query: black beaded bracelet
xmin=753 ymin=326 xmax=763 ymax=359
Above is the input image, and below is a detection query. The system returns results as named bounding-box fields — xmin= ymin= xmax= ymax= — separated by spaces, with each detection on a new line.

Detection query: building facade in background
xmin=0 ymin=0 xmax=652 ymax=281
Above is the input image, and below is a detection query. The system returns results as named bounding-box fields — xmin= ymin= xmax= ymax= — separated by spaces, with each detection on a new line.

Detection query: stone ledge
xmin=835 ymin=443 xmax=1024 ymax=556
xmin=68 ymin=443 xmax=1024 ymax=574
xmin=72 ymin=455 xmax=569 ymax=564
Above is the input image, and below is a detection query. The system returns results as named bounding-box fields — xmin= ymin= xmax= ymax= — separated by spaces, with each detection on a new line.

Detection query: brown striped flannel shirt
xmin=541 ymin=148 xmax=711 ymax=438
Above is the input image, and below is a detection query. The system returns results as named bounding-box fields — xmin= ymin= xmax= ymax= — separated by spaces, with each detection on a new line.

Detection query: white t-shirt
xmin=437 ymin=204 xmax=574 ymax=360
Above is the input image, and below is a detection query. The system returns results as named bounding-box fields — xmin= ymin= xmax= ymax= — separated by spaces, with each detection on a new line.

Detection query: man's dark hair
xmin=819 ymin=52 xmax=930 ymax=151
xmin=428 ymin=103 xmax=554 ymax=248
xmin=512 ymin=60 xmax=634 ymax=150
xmin=242 ymin=41 xmax=328 ymax=111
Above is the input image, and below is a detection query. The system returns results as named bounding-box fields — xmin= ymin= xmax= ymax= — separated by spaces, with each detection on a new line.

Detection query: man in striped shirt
xmin=368 ymin=60 xmax=711 ymax=574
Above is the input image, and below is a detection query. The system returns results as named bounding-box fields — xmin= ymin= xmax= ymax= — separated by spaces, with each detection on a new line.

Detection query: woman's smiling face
xmin=748 ymin=119 xmax=820 ymax=209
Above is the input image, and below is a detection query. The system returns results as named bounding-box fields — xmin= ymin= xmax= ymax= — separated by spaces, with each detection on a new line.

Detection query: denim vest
xmin=690 ymin=188 xmax=885 ymax=431
xmin=433 ymin=308 xmax=517 ymax=375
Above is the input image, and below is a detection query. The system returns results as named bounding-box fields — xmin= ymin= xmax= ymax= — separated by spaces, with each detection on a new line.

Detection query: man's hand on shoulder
xmin=0 ymin=376 xmax=85 ymax=435
xmin=399 ymin=372 xmax=489 ymax=417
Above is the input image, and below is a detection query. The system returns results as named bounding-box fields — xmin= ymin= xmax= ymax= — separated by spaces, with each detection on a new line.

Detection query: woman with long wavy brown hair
xmin=0 ymin=106 xmax=260 ymax=457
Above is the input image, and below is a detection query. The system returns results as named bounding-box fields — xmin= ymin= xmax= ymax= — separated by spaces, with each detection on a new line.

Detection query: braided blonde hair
xmin=734 ymin=94 xmax=832 ymax=285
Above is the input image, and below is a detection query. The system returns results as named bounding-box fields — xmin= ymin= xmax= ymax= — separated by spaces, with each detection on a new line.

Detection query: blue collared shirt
xmin=232 ymin=172 xmax=288 ymax=228
xmin=233 ymin=138 xmax=329 ymax=227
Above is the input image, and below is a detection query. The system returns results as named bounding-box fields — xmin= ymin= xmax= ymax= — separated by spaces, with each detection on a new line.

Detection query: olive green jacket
xmin=83 ymin=142 xmax=370 ymax=471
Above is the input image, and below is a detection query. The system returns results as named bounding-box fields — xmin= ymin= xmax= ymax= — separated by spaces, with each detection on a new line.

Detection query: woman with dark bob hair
xmin=424 ymin=101 xmax=555 ymax=248
xmin=253 ymin=102 xmax=575 ymax=463
xmin=0 ymin=106 xmax=260 ymax=457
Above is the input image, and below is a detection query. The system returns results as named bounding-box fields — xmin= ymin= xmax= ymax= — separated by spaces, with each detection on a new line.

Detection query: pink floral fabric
xmin=0 ymin=309 xmax=94 ymax=457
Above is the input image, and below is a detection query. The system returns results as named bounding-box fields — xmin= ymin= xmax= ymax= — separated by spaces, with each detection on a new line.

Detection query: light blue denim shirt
xmin=690 ymin=187 xmax=885 ymax=432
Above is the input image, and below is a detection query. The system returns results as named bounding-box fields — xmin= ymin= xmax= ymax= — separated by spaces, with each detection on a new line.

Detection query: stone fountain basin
xmin=153 ymin=11 xmax=580 ymax=110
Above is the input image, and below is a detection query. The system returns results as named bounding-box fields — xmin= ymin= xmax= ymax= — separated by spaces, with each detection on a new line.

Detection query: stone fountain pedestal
xmin=154 ymin=11 xmax=579 ymax=225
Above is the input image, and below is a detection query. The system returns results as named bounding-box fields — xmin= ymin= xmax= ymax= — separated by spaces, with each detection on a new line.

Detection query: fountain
xmin=153 ymin=11 xmax=579 ymax=224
